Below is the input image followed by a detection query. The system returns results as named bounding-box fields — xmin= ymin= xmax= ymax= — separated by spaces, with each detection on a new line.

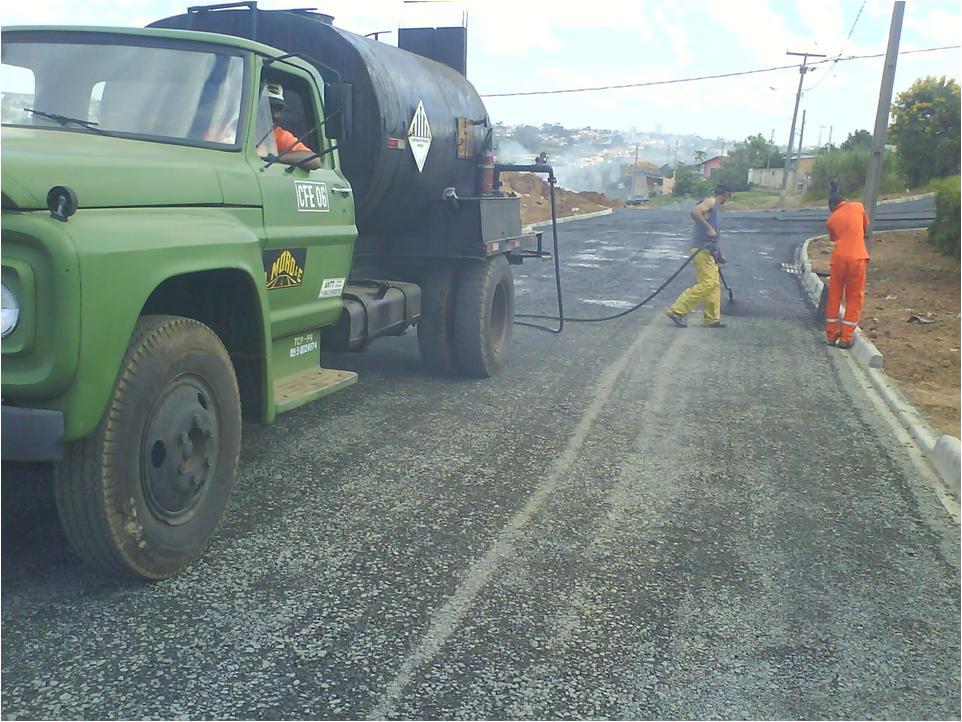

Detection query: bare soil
xmin=809 ymin=230 xmax=960 ymax=439
xmin=500 ymin=173 xmax=621 ymax=225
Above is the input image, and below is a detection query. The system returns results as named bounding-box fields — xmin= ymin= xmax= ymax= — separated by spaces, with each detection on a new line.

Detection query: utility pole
xmin=631 ymin=145 xmax=639 ymax=195
xmin=792 ymin=109 xmax=807 ymax=192
xmin=863 ymin=1 xmax=905 ymax=243
xmin=778 ymin=50 xmax=826 ymax=210
xmin=766 ymin=128 xmax=775 ymax=169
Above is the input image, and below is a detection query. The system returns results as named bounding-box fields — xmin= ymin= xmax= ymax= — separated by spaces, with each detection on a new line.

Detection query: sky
xmin=2 ymin=0 xmax=960 ymax=149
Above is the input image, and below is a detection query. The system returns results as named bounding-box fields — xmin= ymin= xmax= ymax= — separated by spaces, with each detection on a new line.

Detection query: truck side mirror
xmin=323 ymin=82 xmax=353 ymax=140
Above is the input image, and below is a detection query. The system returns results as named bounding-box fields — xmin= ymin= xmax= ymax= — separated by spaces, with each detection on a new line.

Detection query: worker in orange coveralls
xmin=824 ymin=190 xmax=870 ymax=349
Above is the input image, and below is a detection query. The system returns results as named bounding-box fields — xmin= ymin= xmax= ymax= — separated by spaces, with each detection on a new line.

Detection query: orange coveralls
xmin=824 ymin=200 xmax=870 ymax=344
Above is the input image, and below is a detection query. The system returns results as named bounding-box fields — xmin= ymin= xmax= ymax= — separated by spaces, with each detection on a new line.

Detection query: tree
xmin=713 ymin=133 xmax=784 ymax=191
xmin=672 ymin=164 xmax=712 ymax=198
xmin=840 ymin=129 xmax=872 ymax=150
xmin=889 ymin=76 xmax=961 ymax=187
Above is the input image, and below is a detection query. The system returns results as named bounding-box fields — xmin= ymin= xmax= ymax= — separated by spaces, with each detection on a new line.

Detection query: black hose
xmin=500 ymin=164 xmax=716 ymax=333
xmin=515 ymin=240 xmax=711 ymax=331
xmin=514 ymin=176 xmax=565 ymax=334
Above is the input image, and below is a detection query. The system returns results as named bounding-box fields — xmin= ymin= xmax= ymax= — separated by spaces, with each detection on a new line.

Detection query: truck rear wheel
xmin=453 ymin=255 xmax=514 ymax=378
xmin=54 ymin=315 xmax=241 ymax=580
xmin=417 ymin=264 xmax=460 ymax=374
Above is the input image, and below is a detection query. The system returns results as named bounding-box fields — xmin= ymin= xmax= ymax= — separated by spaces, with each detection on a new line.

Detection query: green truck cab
xmin=2 ymin=16 xmax=538 ymax=579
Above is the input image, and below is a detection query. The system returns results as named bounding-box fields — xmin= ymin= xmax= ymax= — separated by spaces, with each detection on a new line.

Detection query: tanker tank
xmin=149 ymin=7 xmax=493 ymax=242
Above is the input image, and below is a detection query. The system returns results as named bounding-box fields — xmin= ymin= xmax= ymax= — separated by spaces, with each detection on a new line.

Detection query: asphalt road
xmin=3 ymin=198 xmax=958 ymax=720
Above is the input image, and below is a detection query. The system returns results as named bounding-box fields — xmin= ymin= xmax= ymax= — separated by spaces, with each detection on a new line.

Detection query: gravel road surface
xmin=3 ymin=198 xmax=958 ymax=720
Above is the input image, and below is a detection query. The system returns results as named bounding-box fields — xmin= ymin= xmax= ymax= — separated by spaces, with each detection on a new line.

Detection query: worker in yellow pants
xmin=666 ymin=182 xmax=732 ymax=328
xmin=666 ymin=248 xmax=722 ymax=326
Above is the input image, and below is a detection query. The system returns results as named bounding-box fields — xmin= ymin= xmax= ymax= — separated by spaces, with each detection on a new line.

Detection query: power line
xmin=806 ymin=0 xmax=867 ymax=93
xmin=845 ymin=2 xmax=868 ymax=42
xmin=479 ymin=44 xmax=959 ymax=98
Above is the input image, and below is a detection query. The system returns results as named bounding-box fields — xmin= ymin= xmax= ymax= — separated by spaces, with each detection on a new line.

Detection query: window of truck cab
xmin=0 ymin=31 xmax=249 ymax=149
xmin=254 ymin=66 xmax=329 ymax=167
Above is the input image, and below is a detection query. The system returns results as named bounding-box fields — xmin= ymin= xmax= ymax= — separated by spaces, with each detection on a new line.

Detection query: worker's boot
xmin=665 ymin=310 xmax=687 ymax=328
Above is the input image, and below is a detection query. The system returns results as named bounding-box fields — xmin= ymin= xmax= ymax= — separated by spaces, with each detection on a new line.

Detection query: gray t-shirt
xmin=691 ymin=197 xmax=721 ymax=249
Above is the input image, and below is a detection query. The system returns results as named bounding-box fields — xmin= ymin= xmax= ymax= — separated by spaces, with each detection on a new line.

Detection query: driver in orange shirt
xmin=265 ymin=83 xmax=321 ymax=170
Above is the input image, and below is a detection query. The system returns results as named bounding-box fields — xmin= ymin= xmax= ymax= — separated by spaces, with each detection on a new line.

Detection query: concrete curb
xmin=797 ymin=236 xmax=961 ymax=497
xmin=523 ymin=207 xmax=613 ymax=234
xmin=878 ymin=191 xmax=937 ymax=205
xmin=730 ymin=191 xmax=935 ymax=214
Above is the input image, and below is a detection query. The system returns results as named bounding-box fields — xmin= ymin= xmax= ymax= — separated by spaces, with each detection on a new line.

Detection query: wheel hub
xmin=142 ymin=377 xmax=220 ymax=525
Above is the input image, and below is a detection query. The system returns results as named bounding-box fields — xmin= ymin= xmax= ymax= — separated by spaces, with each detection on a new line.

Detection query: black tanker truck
xmin=153 ymin=3 xmax=550 ymax=377
xmin=1 ymin=3 xmax=555 ymax=578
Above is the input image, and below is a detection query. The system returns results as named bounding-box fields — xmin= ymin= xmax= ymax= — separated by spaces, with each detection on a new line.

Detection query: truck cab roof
xmin=3 ymin=25 xmax=309 ymax=70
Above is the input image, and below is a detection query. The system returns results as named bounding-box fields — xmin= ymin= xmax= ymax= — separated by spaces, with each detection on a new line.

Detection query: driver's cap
xmin=265 ymin=82 xmax=285 ymax=106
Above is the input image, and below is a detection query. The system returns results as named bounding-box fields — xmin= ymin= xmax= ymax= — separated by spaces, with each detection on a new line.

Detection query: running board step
xmin=274 ymin=368 xmax=357 ymax=415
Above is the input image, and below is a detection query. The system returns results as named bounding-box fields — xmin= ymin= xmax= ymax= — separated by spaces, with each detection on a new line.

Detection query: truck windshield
xmin=1 ymin=36 xmax=245 ymax=147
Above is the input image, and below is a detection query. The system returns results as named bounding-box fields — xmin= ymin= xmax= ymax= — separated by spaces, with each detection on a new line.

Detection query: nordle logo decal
xmin=264 ymin=248 xmax=306 ymax=289
xmin=408 ymin=100 xmax=432 ymax=173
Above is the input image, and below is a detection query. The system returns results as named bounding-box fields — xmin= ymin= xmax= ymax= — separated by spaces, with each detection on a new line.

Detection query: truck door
xmin=252 ymin=68 xmax=357 ymax=343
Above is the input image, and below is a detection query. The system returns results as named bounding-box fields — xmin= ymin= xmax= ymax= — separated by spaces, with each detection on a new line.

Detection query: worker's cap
xmin=714 ymin=182 xmax=734 ymax=195
xmin=265 ymin=82 xmax=285 ymax=107
xmin=828 ymin=191 xmax=845 ymax=210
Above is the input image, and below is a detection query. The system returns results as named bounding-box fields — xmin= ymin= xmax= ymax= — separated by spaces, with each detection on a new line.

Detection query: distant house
xmin=621 ymin=172 xmax=670 ymax=200
xmin=697 ymin=155 xmax=725 ymax=178
xmin=749 ymin=155 xmax=818 ymax=191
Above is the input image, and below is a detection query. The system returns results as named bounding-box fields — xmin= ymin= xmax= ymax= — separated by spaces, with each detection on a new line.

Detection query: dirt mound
xmin=499 ymin=172 xmax=622 ymax=225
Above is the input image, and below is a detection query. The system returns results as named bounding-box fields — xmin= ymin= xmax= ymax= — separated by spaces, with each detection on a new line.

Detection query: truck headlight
xmin=1 ymin=283 xmax=20 ymax=337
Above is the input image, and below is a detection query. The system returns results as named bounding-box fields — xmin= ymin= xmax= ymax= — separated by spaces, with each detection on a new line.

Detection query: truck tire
xmin=54 ymin=315 xmax=241 ymax=580
xmin=417 ymin=263 xmax=460 ymax=374
xmin=453 ymin=255 xmax=514 ymax=378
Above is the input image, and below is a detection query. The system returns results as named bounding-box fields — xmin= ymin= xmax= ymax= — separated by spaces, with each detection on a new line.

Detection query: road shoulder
xmin=796 ymin=236 xmax=961 ymax=498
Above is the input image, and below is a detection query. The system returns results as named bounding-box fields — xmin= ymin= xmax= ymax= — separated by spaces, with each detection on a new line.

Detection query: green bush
xmin=928 ymin=176 xmax=961 ymax=256
xmin=808 ymin=147 xmax=905 ymax=199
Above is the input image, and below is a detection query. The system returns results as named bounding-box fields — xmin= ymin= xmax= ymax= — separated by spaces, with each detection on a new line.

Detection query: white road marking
xmin=368 ymin=320 xmax=664 ymax=718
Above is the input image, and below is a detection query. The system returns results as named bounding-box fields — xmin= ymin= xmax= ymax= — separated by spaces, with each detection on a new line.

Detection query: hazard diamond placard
xmin=408 ymin=100 xmax=432 ymax=173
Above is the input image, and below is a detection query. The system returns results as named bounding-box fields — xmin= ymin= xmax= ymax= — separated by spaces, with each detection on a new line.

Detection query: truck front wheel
xmin=453 ymin=255 xmax=514 ymax=378
xmin=54 ymin=315 xmax=241 ymax=580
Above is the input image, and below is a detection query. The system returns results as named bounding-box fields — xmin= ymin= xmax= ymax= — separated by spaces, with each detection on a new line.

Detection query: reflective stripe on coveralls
xmin=667 ymin=249 xmax=721 ymax=324
xmin=824 ymin=258 xmax=868 ymax=343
